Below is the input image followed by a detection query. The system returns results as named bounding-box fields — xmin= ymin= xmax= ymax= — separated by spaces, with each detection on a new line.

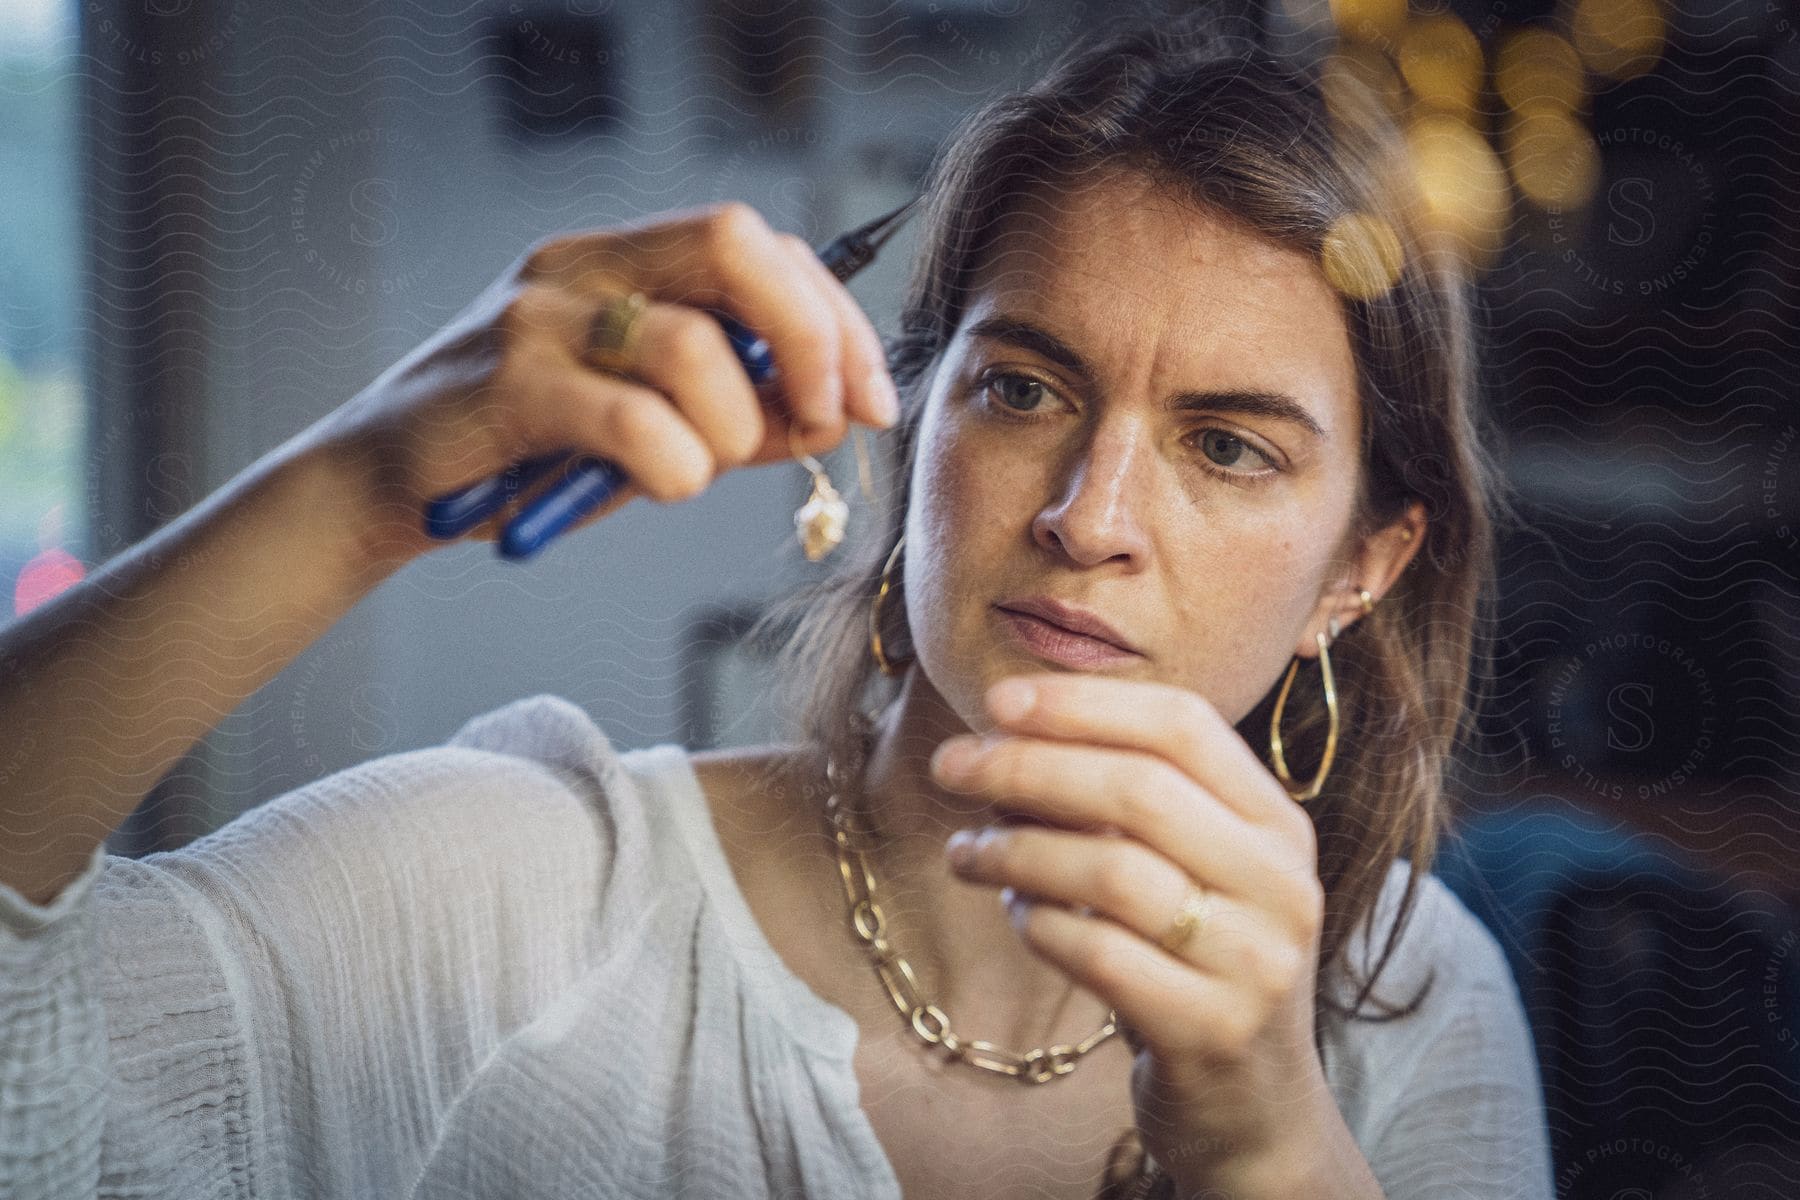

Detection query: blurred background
xmin=2 ymin=0 xmax=1798 ymax=1193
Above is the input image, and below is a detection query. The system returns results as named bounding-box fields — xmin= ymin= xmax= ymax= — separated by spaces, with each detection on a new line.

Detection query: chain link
xmin=823 ymin=718 xmax=1121 ymax=1084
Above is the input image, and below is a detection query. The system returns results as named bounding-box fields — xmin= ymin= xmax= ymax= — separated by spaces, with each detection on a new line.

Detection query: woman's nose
xmin=1029 ymin=422 xmax=1154 ymax=568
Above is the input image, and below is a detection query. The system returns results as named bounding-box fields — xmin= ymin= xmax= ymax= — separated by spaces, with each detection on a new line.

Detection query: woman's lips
xmin=995 ymin=606 xmax=1141 ymax=668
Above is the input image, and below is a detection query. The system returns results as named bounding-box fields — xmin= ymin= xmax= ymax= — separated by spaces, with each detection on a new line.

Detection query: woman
xmin=1 ymin=17 xmax=1549 ymax=1200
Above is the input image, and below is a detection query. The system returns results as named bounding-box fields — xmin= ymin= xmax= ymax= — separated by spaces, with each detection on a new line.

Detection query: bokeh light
xmin=1505 ymin=107 xmax=1603 ymax=210
xmin=1495 ymin=28 xmax=1587 ymax=116
xmin=1329 ymin=0 xmax=1408 ymax=49
xmin=1569 ymin=0 xmax=1665 ymax=81
xmin=1322 ymin=212 xmax=1406 ymax=301
xmin=1397 ymin=14 xmax=1484 ymax=121
xmin=1322 ymin=42 xmax=1408 ymax=122
xmin=14 ymin=543 xmax=83 ymax=617
xmin=1405 ymin=112 xmax=1511 ymax=267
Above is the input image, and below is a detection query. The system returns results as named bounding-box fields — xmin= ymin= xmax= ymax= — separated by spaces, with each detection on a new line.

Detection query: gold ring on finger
xmin=1157 ymin=883 xmax=1215 ymax=956
xmin=582 ymin=290 xmax=649 ymax=377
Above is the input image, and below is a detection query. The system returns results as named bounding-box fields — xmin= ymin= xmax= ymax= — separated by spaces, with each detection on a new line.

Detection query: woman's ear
xmin=1358 ymin=499 xmax=1428 ymax=602
xmin=1294 ymin=499 xmax=1428 ymax=657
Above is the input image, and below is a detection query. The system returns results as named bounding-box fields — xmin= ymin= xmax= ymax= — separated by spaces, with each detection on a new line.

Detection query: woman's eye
xmin=983 ymin=371 xmax=1051 ymax=413
xmin=1196 ymin=428 xmax=1263 ymax=470
xmin=979 ymin=372 xmax=1278 ymax=481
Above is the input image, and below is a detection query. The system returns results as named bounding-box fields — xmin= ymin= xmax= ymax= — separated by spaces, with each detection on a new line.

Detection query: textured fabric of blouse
xmin=1 ymin=693 xmax=1554 ymax=1198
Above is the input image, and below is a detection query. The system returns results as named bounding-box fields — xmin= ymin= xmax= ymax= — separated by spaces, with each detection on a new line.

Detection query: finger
xmin=522 ymin=203 xmax=846 ymax=436
xmin=613 ymin=301 xmax=766 ymax=470
xmin=930 ymin=736 xmax=1292 ymax=904
xmin=777 ymin=231 xmax=898 ymax=439
xmin=570 ymin=290 xmax=838 ymax=473
xmin=1000 ymin=891 xmax=1258 ymax=1062
xmin=955 ymin=825 xmax=1291 ymax=989
xmin=500 ymin=345 xmax=718 ymax=504
xmin=501 ymin=282 xmax=755 ymax=480
xmin=951 ymin=823 xmax=1190 ymax=949
xmin=980 ymin=674 xmax=1311 ymax=837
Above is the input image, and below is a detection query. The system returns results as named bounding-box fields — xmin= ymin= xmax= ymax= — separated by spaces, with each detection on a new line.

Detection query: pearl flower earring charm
xmin=796 ymin=470 xmax=848 ymax=561
xmin=789 ymin=424 xmax=879 ymax=563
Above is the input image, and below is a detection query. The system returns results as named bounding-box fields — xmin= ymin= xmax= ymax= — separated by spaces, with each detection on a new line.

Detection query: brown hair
xmin=747 ymin=12 xmax=1513 ymax=1062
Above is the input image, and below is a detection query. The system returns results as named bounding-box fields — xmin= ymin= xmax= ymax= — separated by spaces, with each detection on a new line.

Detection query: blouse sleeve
xmin=0 ymin=698 xmax=620 ymax=1200
xmin=1364 ymin=954 xmax=1556 ymax=1199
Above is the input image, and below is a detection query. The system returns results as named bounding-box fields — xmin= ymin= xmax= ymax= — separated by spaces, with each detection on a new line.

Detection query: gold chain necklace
xmin=822 ymin=713 xmax=1121 ymax=1084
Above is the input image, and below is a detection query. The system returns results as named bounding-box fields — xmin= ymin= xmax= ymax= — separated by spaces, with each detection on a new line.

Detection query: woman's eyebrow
xmin=964 ymin=313 xmax=1328 ymax=442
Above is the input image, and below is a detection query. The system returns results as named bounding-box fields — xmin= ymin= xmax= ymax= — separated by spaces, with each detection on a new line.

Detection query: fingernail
xmin=868 ymin=369 xmax=899 ymax=427
xmin=945 ymin=830 xmax=976 ymax=866
xmin=1002 ymin=887 xmax=1029 ymax=931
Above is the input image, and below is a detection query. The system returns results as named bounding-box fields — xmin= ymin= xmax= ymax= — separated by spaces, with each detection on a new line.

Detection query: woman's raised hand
xmin=309 ymin=201 xmax=899 ymax=569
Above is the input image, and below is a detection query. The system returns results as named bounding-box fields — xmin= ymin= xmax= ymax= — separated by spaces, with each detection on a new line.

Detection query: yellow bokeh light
xmin=1398 ymin=15 xmax=1484 ymax=120
xmin=1329 ymin=0 xmax=1408 ymax=48
xmin=1495 ymin=28 xmax=1587 ymax=115
xmin=1406 ymin=113 xmax=1511 ymax=268
xmin=1505 ymin=107 xmax=1603 ymax=209
xmin=1570 ymin=0 xmax=1665 ymax=80
xmin=1322 ymin=43 xmax=1407 ymax=122
xmin=1322 ymin=212 xmax=1406 ymax=301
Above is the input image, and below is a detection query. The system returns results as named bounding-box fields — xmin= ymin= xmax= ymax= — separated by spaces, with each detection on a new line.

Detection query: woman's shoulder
xmin=1322 ymin=856 xmax=1556 ymax=1181
xmin=1319 ymin=856 xmax=1535 ymax=1131
xmin=445 ymin=691 xmax=632 ymax=793
xmin=132 ymin=693 xmax=660 ymax=942
xmin=436 ymin=692 xmax=704 ymax=885
xmin=441 ymin=693 xmax=777 ymax=899
xmin=1334 ymin=856 xmax=1519 ymax=1018
xmin=446 ymin=691 xmax=735 ymax=815
xmin=252 ymin=691 xmax=641 ymax=868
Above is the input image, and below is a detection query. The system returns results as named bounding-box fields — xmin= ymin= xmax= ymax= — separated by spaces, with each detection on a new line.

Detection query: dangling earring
xmin=1269 ymin=614 xmax=1341 ymax=803
xmin=792 ymin=425 xmax=878 ymax=562
xmin=869 ymin=534 xmax=914 ymax=676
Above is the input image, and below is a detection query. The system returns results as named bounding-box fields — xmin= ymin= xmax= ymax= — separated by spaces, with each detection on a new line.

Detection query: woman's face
xmin=902 ymin=170 xmax=1406 ymax=732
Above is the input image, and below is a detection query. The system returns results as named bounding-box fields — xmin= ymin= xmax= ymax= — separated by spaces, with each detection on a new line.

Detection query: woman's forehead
xmin=959 ymin=177 xmax=1359 ymax=428
xmin=971 ymin=176 xmax=1334 ymax=321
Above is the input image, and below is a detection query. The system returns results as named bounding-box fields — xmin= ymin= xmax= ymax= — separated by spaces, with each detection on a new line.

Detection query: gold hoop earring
xmin=1269 ymin=619 xmax=1340 ymax=803
xmin=869 ymin=535 xmax=914 ymax=676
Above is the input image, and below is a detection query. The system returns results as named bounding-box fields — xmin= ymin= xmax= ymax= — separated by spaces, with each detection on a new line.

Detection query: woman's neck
xmin=838 ymin=667 xmax=1111 ymax=1051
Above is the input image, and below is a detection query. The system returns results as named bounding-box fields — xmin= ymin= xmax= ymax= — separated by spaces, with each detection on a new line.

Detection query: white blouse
xmin=1 ymin=693 xmax=1553 ymax=1198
